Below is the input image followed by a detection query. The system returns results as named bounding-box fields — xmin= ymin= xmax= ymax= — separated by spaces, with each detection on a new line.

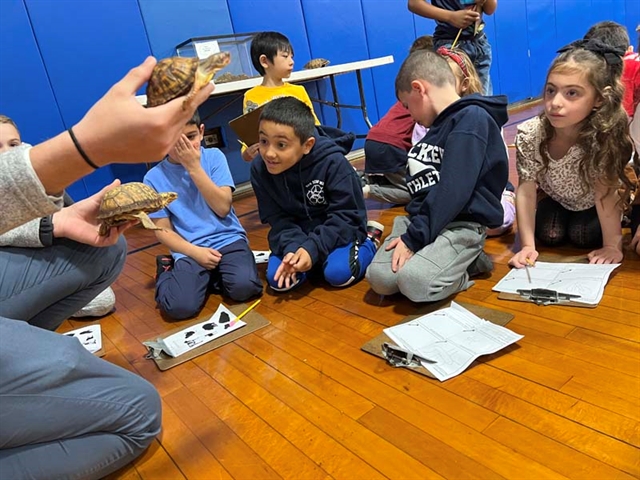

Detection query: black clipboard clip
xmin=381 ymin=342 xmax=437 ymax=368
xmin=516 ymin=288 xmax=581 ymax=306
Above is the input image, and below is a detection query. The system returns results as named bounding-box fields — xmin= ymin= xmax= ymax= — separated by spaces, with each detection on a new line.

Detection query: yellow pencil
xmin=236 ymin=299 xmax=261 ymax=320
xmin=237 ymin=138 xmax=249 ymax=149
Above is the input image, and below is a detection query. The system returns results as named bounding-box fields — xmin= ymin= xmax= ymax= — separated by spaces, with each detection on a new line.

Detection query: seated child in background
xmin=241 ymin=31 xmax=321 ymax=162
xmin=144 ymin=112 xmax=263 ymax=320
xmin=250 ymin=97 xmax=381 ymax=292
xmin=509 ymin=40 xmax=633 ymax=268
xmin=0 ymin=115 xmax=118 ymax=326
xmin=412 ymin=47 xmax=516 ymax=237
xmin=362 ymin=35 xmax=434 ymax=205
xmin=366 ymin=50 xmax=509 ymax=303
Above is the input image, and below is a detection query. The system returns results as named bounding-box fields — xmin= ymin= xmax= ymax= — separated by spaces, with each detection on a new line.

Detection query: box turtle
xmin=146 ymin=51 xmax=231 ymax=109
xmin=303 ymin=58 xmax=330 ymax=69
xmin=97 ymin=182 xmax=177 ymax=236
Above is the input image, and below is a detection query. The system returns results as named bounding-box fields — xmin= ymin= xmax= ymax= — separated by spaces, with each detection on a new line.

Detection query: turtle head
xmin=198 ymin=51 xmax=231 ymax=83
xmin=160 ymin=192 xmax=178 ymax=206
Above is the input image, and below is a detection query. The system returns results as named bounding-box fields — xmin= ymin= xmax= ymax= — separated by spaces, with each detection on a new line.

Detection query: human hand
xmin=286 ymin=247 xmax=313 ymax=273
xmin=170 ymin=134 xmax=201 ymax=172
xmin=509 ymin=246 xmax=539 ymax=268
xmin=447 ymin=8 xmax=480 ymax=29
xmin=241 ymin=143 xmax=260 ymax=162
xmin=274 ymin=252 xmax=299 ymax=289
xmin=52 ymin=180 xmax=135 ymax=246
xmin=631 ymin=229 xmax=640 ymax=256
xmin=192 ymin=246 xmax=222 ymax=269
xmin=71 ymin=57 xmax=214 ymax=167
xmin=387 ymin=237 xmax=414 ymax=273
xmin=588 ymin=246 xmax=623 ymax=264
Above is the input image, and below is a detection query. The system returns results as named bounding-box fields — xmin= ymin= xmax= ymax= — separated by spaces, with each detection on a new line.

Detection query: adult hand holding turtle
xmin=28 ymin=56 xmax=216 ymax=197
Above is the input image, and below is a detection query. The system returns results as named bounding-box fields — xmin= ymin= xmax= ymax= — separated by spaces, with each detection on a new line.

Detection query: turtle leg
xmin=132 ymin=212 xmax=162 ymax=230
xmin=98 ymin=222 xmax=111 ymax=236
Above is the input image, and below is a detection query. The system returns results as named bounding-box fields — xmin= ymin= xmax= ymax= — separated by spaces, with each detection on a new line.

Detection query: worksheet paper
xmin=492 ymin=262 xmax=619 ymax=305
xmin=64 ymin=324 xmax=102 ymax=354
xmin=383 ymin=302 xmax=523 ymax=381
xmin=159 ymin=304 xmax=246 ymax=357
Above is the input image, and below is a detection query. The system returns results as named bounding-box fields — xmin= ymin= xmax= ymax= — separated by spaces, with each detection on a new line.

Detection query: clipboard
xmin=361 ymin=301 xmax=514 ymax=379
xmin=497 ymin=291 xmax=596 ymax=308
xmin=143 ymin=303 xmax=270 ymax=371
xmin=228 ymin=104 xmax=266 ymax=147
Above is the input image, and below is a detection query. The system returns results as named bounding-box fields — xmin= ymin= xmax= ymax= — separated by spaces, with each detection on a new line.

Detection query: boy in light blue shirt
xmin=144 ymin=112 xmax=262 ymax=320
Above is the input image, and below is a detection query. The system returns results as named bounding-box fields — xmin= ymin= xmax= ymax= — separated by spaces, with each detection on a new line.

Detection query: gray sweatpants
xmin=0 ymin=236 xmax=126 ymax=331
xmin=0 ymin=317 xmax=161 ymax=479
xmin=367 ymin=172 xmax=412 ymax=205
xmin=366 ymin=216 xmax=486 ymax=302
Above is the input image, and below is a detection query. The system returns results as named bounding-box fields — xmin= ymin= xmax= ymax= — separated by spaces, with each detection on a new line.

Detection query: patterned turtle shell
xmin=146 ymin=57 xmax=198 ymax=108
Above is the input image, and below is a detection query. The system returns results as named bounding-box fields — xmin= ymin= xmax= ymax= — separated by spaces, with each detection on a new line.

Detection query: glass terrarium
xmin=175 ymin=33 xmax=260 ymax=83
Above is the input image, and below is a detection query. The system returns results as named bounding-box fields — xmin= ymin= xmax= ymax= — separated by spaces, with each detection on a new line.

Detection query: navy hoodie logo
xmin=306 ymin=179 xmax=326 ymax=205
xmin=406 ymin=141 xmax=443 ymax=195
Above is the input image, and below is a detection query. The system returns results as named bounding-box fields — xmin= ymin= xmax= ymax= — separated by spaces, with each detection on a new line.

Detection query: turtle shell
xmin=97 ymin=182 xmax=173 ymax=220
xmin=303 ymin=58 xmax=330 ymax=69
xmin=146 ymin=57 xmax=198 ymax=107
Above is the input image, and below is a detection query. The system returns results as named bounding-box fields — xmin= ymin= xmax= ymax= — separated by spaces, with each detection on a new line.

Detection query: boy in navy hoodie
xmin=366 ymin=49 xmax=508 ymax=302
xmin=250 ymin=97 xmax=381 ymax=292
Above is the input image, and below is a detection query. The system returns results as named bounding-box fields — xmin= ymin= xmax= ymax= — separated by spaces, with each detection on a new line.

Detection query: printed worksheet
xmin=159 ymin=304 xmax=246 ymax=357
xmin=492 ymin=262 xmax=619 ymax=305
xmin=64 ymin=324 xmax=102 ymax=354
xmin=383 ymin=302 xmax=523 ymax=381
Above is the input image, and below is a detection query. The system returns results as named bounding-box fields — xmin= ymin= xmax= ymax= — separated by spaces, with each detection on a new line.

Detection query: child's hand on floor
xmin=508 ymin=246 xmax=539 ymax=268
xmin=631 ymin=230 xmax=640 ymax=256
xmin=387 ymin=237 xmax=414 ymax=273
xmin=588 ymin=246 xmax=623 ymax=264
xmin=192 ymin=246 xmax=222 ymax=269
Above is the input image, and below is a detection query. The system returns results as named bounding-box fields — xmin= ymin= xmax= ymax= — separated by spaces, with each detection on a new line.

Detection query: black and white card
xmin=64 ymin=324 xmax=102 ymax=354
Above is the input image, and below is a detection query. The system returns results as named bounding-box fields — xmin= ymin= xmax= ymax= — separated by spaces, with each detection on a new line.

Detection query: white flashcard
xmin=252 ymin=250 xmax=271 ymax=264
xmin=64 ymin=324 xmax=102 ymax=354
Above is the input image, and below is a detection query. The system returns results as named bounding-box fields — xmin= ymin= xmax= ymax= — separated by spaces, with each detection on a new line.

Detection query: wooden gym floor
xmin=61 ymin=103 xmax=639 ymax=480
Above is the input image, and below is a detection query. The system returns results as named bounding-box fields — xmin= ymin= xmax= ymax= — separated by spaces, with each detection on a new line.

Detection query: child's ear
xmin=259 ymin=54 xmax=270 ymax=69
xmin=460 ymin=77 xmax=470 ymax=94
xmin=302 ymin=136 xmax=315 ymax=154
xmin=199 ymin=124 xmax=205 ymax=135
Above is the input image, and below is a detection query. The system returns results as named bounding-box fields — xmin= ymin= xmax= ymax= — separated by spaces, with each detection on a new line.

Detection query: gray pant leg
xmin=0 ymin=317 xmax=161 ymax=480
xmin=368 ymin=172 xmax=411 ymax=205
xmin=398 ymin=222 xmax=486 ymax=302
xmin=366 ymin=216 xmax=410 ymax=295
xmin=0 ymin=236 xmax=126 ymax=331
xmin=366 ymin=218 xmax=485 ymax=302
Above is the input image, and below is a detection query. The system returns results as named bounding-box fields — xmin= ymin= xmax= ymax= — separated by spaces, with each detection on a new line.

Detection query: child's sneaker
xmin=366 ymin=220 xmax=385 ymax=249
xmin=467 ymin=251 xmax=493 ymax=278
xmin=155 ymin=254 xmax=174 ymax=279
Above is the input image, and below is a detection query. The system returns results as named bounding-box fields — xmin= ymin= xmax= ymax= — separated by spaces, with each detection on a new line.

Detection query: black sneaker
xmin=467 ymin=251 xmax=493 ymax=278
xmin=155 ymin=255 xmax=174 ymax=279
xmin=366 ymin=220 xmax=385 ymax=249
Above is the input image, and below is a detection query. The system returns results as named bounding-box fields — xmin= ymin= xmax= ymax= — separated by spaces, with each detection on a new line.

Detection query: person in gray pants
xmin=366 ymin=50 xmax=509 ymax=302
xmin=0 ymin=56 xmax=213 ymax=479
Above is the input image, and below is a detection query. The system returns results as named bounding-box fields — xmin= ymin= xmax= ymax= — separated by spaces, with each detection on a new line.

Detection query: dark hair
xmin=250 ymin=31 xmax=294 ymax=76
xmin=410 ymin=35 xmax=434 ymax=53
xmin=395 ymin=50 xmax=455 ymax=96
xmin=186 ymin=110 xmax=201 ymax=126
xmin=540 ymin=47 xmax=634 ymax=211
xmin=259 ymin=97 xmax=315 ymax=143
xmin=584 ymin=21 xmax=630 ymax=52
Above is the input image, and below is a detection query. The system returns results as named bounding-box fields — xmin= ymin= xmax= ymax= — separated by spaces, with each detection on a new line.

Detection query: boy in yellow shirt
xmin=242 ymin=31 xmax=321 ymax=161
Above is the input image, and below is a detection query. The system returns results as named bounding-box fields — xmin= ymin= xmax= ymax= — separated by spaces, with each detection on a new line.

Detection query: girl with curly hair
xmin=510 ymin=39 xmax=635 ymax=267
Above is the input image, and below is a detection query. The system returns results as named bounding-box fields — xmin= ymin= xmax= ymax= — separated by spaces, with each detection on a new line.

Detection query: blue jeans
xmin=0 ymin=317 xmax=161 ymax=479
xmin=0 ymin=236 xmax=127 ymax=331
xmin=267 ymin=239 xmax=377 ymax=292
xmin=435 ymin=33 xmax=493 ymax=95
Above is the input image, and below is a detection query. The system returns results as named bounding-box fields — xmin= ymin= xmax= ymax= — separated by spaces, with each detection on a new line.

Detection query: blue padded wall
xmin=525 ymin=0 xmax=557 ymax=97
xmin=25 ymin=0 xmax=152 ymax=195
xmin=138 ymin=0 xmax=233 ymax=59
xmin=492 ymin=0 xmax=531 ymax=101
xmin=625 ymin=0 xmax=639 ymax=44
xmin=301 ymin=0 xmax=379 ymax=148
xmin=0 ymin=0 xmax=88 ymax=199
xmin=361 ymin=1 xmax=416 ymax=115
